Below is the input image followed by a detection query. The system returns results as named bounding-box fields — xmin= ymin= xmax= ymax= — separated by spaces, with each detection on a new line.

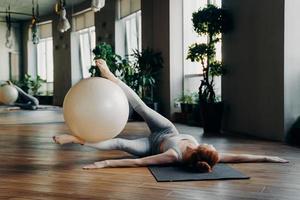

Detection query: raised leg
xmin=85 ymin=137 xmax=150 ymax=157
xmin=14 ymin=84 xmax=39 ymax=106
xmin=95 ymin=59 xmax=178 ymax=133
xmin=117 ymin=80 xmax=177 ymax=133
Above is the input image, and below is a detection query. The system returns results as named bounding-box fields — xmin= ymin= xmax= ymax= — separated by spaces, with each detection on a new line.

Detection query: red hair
xmin=185 ymin=146 xmax=219 ymax=172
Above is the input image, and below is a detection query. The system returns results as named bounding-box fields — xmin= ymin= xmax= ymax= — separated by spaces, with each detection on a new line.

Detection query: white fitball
xmin=0 ymin=85 xmax=18 ymax=104
xmin=63 ymin=77 xmax=129 ymax=143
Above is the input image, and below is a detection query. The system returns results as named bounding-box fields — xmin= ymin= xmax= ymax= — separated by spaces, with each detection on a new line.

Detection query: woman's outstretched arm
xmin=219 ymin=153 xmax=288 ymax=163
xmin=83 ymin=149 xmax=179 ymax=169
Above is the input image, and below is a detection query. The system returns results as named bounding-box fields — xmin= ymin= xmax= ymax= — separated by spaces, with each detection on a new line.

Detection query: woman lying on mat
xmin=53 ymin=59 xmax=288 ymax=172
xmin=1 ymin=81 xmax=39 ymax=109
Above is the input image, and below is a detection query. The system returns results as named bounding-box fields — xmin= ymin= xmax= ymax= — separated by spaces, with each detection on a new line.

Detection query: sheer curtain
xmin=79 ymin=27 xmax=96 ymax=78
xmin=73 ymin=10 xmax=96 ymax=79
xmin=37 ymin=38 xmax=54 ymax=83
xmin=124 ymin=11 xmax=141 ymax=57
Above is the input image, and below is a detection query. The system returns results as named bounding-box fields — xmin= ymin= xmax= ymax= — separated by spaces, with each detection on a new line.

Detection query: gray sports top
xmin=161 ymin=134 xmax=199 ymax=161
xmin=149 ymin=127 xmax=199 ymax=162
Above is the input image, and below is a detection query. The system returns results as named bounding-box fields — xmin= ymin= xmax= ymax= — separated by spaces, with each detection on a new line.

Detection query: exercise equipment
xmin=0 ymin=84 xmax=18 ymax=104
xmin=149 ymin=164 xmax=249 ymax=182
xmin=63 ymin=77 xmax=129 ymax=142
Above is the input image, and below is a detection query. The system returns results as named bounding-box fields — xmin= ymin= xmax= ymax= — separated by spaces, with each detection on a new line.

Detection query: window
xmin=79 ymin=27 xmax=96 ymax=78
xmin=37 ymin=37 xmax=54 ymax=82
xmin=183 ymin=0 xmax=208 ymax=75
xmin=183 ymin=0 xmax=222 ymax=92
xmin=35 ymin=22 xmax=54 ymax=95
xmin=116 ymin=0 xmax=141 ymax=58
xmin=73 ymin=10 xmax=96 ymax=78
xmin=123 ymin=11 xmax=141 ymax=57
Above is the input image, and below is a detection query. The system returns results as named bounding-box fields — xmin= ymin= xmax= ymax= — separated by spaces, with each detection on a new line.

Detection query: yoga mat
xmin=148 ymin=164 xmax=249 ymax=182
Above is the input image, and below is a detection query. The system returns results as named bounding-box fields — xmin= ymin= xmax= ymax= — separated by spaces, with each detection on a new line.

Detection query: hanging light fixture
xmin=31 ymin=0 xmax=39 ymax=44
xmin=57 ymin=0 xmax=71 ymax=33
xmin=5 ymin=5 xmax=13 ymax=49
xmin=91 ymin=0 xmax=105 ymax=12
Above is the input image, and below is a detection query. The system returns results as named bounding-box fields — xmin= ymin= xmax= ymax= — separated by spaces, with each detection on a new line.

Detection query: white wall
xmin=0 ymin=19 xmax=21 ymax=81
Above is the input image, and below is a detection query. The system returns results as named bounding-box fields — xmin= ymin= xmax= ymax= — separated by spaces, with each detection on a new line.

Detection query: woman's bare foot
xmin=53 ymin=134 xmax=84 ymax=145
xmin=95 ymin=59 xmax=118 ymax=83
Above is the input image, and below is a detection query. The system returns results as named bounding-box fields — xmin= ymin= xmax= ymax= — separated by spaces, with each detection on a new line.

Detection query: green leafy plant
xmin=11 ymin=74 xmax=45 ymax=95
xmin=131 ymin=48 xmax=163 ymax=103
xmin=30 ymin=75 xmax=46 ymax=95
xmin=89 ymin=43 xmax=139 ymax=92
xmin=187 ymin=4 xmax=231 ymax=103
xmin=89 ymin=42 xmax=124 ymax=77
xmin=89 ymin=44 xmax=164 ymax=104
xmin=176 ymin=92 xmax=197 ymax=104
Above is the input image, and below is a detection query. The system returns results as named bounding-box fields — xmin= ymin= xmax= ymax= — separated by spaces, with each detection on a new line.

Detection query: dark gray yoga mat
xmin=148 ymin=164 xmax=249 ymax=182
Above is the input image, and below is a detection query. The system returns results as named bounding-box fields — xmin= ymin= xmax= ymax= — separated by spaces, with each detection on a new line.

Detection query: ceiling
xmin=0 ymin=0 xmax=88 ymax=20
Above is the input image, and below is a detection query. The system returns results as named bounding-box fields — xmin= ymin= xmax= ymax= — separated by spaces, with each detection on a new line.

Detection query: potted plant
xmin=187 ymin=4 xmax=232 ymax=133
xmin=176 ymin=92 xmax=197 ymax=113
xmin=12 ymin=74 xmax=45 ymax=95
xmin=131 ymin=48 xmax=163 ymax=110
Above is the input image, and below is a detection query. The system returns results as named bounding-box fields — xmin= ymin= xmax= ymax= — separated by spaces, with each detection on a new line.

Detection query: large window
xmin=37 ymin=37 xmax=54 ymax=83
xmin=123 ymin=11 xmax=141 ymax=57
xmin=183 ymin=0 xmax=222 ymax=92
xmin=78 ymin=27 xmax=96 ymax=78
xmin=116 ymin=0 xmax=141 ymax=58
xmin=73 ymin=10 xmax=96 ymax=78
xmin=36 ymin=22 xmax=54 ymax=95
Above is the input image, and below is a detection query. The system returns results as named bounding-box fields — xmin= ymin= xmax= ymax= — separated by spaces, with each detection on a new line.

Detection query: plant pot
xmin=180 ymin=103 xmax=194 ymax=113
xmin=34 ymin=95 xmax=53 ymax=105
xmin=192 ymin=104 xmax=203 ymax=126
xmin=199 ymin=101 xmax=224 ymax=133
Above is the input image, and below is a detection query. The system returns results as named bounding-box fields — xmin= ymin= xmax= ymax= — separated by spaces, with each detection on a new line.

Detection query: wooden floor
xmin=0 ymin=109 xmax=300 ymax=200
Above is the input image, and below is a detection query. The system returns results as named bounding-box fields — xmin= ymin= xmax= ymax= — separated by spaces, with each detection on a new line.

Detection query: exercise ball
xmin=63 ymin=77 xmax=129 ymax=142
xmin=0 ymin=84 xmax=18 ymax=104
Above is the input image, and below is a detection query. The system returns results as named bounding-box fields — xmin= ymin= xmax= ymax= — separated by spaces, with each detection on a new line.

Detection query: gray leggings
xmin=14 ymin=85 xmax=39 ymax=106
xmin=85 ymin=79 xmax=176 ymax=156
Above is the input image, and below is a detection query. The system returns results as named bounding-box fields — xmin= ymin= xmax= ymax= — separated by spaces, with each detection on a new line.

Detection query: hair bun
xmin=196 ymin=161 xmax=212 ymax=172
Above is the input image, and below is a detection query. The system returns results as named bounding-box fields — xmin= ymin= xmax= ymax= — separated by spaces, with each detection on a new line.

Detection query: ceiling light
xmin=31 ymin=0 xmax=39 ymax=44
xmin=57 ymin=0 xmax=71 ymax=32
xmin=5 ymin=5 xmax=13 ymax=48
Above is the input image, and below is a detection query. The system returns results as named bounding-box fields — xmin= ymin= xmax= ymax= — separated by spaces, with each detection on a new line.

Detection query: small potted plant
xmin=187 ymin=4 xmax=232 ymax=133
xmin=176 ymin=92 xmax=197 ymax=113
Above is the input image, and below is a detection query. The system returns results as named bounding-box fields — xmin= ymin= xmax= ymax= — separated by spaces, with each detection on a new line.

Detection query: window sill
xmin=184 ymin=73 xmax=203 ymax=78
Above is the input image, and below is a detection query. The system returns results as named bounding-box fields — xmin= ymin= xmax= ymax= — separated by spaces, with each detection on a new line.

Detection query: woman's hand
xmin=83 ymin=160 xmax=108 ymax=170
xmin=265 ymin=156 xmax=289 ymax=163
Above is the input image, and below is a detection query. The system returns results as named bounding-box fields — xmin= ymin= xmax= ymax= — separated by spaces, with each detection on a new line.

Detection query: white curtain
xmin=79 ymin=27 xmax=96 ymax=78
xmin=124 ymin=11 xmax=142 ymax=57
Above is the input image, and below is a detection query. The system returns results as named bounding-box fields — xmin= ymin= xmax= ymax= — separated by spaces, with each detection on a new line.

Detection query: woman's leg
xmin=96 ymin=59 xmax=177 ymax=133
xmin=14 ymin=85 xmax=39 ymax=106
xmin=53 ymin=134 xmax=150 ymax=157
xmin=117 ymin=80 xmax=177 ymax=133
xmin=85 ymin=137 xmax=150 ymax=157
